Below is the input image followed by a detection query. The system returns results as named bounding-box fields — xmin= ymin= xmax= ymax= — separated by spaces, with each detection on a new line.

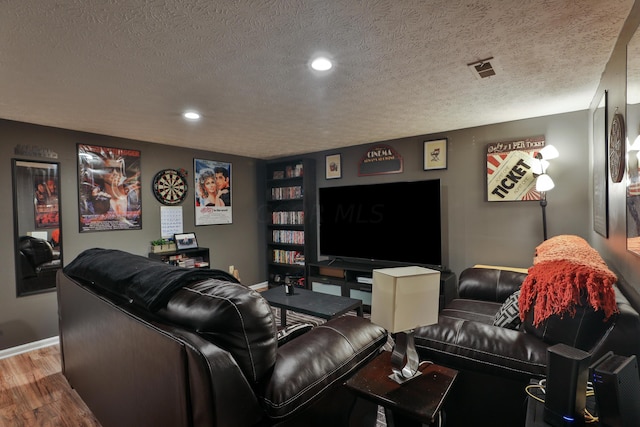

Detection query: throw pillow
xmin=493 ymin=290 xmax=521 ymax=329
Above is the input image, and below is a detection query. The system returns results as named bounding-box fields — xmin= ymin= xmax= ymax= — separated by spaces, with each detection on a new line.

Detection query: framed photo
xmin=325 ymin=154 xmax=342 ymax=179
xmin=194 ymin=158 xmax=232 ymax=225
xmin=424 ymin=139 xmax=448 ymax=170
xmin=77 ymin=144 xmax=142 ymax=232
xmin=174 ymin=232 xmax=198 ymax=250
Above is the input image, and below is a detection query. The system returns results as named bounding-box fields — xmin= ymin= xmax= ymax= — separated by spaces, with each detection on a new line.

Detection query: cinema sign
xmin=358 ymin=144 xmax=404 ymax=176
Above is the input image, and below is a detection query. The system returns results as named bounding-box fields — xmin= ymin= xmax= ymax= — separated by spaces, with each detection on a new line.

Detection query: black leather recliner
xmin=57 ymin=249 xmax=388 ymax=427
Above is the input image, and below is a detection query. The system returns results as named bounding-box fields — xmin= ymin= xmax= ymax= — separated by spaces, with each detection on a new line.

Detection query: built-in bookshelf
xmin=265 ymin=158 xmax=316 ymax=288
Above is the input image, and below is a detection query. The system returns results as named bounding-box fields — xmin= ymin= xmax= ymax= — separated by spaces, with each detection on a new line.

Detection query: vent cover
xmin=467 ymin=57 xmax=497 ymax=80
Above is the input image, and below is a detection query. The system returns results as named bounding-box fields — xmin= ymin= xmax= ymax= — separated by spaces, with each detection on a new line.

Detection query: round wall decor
xmin=609 ymin=113 xmax=625 ymax=183
xmin=152 ymin=169 xmax=188 ymax=205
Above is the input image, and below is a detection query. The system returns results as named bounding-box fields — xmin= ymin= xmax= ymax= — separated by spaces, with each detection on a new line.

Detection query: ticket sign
xmin=486 ymin=137 xmax=545 ymax=202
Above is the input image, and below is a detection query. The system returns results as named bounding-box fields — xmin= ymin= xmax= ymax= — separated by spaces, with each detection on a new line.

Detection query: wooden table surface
xmin=345 ymin=351 xmax=458 ymax=425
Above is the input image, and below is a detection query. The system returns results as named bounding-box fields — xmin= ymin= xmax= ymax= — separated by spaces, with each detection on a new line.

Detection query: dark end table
xmin=260 ymin=286 xmax=363 ymax=327
xmin=345 ymin=351 xmax=458 ymax=426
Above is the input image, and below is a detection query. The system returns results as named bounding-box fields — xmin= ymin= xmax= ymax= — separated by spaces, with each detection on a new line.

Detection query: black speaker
xmin=544 ymin=343 xmax=591 ymax=427
xmin=590 ymin=352 xmax=640 ymax=427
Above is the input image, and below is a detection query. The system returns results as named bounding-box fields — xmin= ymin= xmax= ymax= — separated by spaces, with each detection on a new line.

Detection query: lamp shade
xmin=371 ymin=266 xmax=440 ymax=333
xmin=530 ymin=158 xmax=550 ymax=175
xmin=539 ymin=145 xmax=559 ymax=160
xmin=536 ymin=174 xmax=555 ymax=192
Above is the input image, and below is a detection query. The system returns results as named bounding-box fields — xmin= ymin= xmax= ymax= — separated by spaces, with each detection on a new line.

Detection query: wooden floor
xmin=0 ymin=314 xmax=388 ymax=427
xmin=0 ymin=344 xmax=101 ymax=427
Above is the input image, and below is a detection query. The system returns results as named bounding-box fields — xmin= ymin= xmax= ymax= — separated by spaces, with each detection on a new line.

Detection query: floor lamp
xmin=532 ymin=145 xmax=559 ymax=241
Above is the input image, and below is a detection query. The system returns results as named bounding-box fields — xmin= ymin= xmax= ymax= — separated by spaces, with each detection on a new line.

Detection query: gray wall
xmin=0 ymin=119 xmax=264 ymax=350
xmin=311 ymin=111 xmax=590 ymax=277
xmin=5 ymin=0 xmax=640 ymax=350
xmin=2 ymin=111 xmax=593 ymax=351
xmin=590 ymin=0 xmax=640 ymax=295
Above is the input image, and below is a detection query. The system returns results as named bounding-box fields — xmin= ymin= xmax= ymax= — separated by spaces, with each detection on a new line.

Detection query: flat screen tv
xmin=319 ymin=179 xmax=441 ymax=266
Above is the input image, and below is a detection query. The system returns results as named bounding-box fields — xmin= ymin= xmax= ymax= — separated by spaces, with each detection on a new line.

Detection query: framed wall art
xmin=593 ymin=90 xmax=608 ymax=237
xmin=325 ymin=154 xmax=342 ymax=179
xmin=486 ymin=136 xmax=545 ymax=202
xmin=194 ymin=158 xmax=232 ymax=225
xmin=77 ymin=144 xmax=141 ymax=232
xmin=423 ymin=138 xmax=448 ymax=170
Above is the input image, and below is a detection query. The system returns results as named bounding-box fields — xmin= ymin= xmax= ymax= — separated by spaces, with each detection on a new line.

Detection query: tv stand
xmin=307 ymin=259 xmax=456 ymax=311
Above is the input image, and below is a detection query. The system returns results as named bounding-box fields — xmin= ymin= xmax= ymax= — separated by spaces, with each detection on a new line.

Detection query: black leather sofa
xmin=57 ymin=249 xmax=388 ymax=427
xmin=18 ymin=235 xmax=61 ymax=293
xmin=413 ymin=266 xmax=640 ymax=427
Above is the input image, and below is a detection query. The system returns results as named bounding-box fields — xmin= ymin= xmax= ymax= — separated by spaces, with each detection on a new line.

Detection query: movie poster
xmin=33 ymin=165 xmax=59 ymax=229
xmin=486 ymin=136 xmax=545 ymax=202
xmin=194 ymin=158 xmax=232 ymax=225
xmin=77 ymin=144 xmax=142 ymax=232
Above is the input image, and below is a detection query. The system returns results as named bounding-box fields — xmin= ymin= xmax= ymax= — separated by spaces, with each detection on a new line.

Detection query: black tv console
xmin=307 ymin=259 xmax=457 ymax=312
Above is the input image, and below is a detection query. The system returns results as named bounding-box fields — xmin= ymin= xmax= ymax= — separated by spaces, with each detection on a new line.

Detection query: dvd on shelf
xmin=271 ymin=249 xmax=305 ymax=265
xmin=272 ymin=230 xmax=304 ymax=244
xmin=270 ymin=186 xmax=303 ymax=200
xmin=272 ymin=211 xmax=304 ymax=225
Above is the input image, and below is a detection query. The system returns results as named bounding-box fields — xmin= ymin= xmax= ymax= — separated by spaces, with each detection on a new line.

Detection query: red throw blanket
xmin=518 ymin=235 xmax=618 ymax=326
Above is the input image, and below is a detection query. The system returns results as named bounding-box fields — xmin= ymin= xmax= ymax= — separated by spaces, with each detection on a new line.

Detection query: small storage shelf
xmin=148 ymin=248 xmax=210 ymax=269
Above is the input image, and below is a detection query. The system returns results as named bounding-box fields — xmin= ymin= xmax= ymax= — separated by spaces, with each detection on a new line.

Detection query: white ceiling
xmin=0 ymin=0 xmax=634 ymax=159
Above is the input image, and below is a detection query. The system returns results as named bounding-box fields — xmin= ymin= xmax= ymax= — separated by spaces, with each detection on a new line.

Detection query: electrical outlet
xmin=229 ymin=265 xmax=234 ymax=274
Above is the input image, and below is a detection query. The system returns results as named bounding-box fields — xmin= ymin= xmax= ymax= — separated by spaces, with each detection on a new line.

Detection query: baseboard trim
xmin=249 ymin=281 xmax=269 ymax=292
xmin=0 ymin=336 xmax=59 ymax=360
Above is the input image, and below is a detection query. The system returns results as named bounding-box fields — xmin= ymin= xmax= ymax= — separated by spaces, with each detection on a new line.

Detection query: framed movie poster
xmin=77 ymin=144 xmax=142 ymax=232
xmin=194 ymin=158 xmax=232 ymax=225
xmin=486 ymin=136 xmax=546 ymax=202
xmin=24 ymin=162 xmax=60 ymax=229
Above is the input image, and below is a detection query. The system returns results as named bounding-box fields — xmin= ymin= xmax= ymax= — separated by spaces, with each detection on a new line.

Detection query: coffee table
xmin=345 ymin=351 xmax=458 ymax=426
xmin=261 ymin=286 xmax=363 ymax=327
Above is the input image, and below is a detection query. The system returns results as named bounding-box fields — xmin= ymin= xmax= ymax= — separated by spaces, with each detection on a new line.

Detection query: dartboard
xmin=609 ymin=113 xmax=625 ymax=183
xmin=152 ymin=169 xmax=188 ymax=205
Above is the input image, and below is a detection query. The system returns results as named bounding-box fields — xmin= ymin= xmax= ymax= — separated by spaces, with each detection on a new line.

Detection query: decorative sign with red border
xmin=486 ymin=136 xmax=546 ymax=202
xmin=358 ymin=144 xmax=403 ymax=176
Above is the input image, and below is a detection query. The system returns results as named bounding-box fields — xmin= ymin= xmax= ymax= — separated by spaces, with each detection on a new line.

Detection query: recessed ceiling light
xmin=311 ymin=57 xmax=333 ymax=71
xmin=183 ymin=111 xmax=201 ymax=120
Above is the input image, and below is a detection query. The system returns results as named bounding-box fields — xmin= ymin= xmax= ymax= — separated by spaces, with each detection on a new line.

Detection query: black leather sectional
xmin=413 ymin=267 xmax=640 ymax=426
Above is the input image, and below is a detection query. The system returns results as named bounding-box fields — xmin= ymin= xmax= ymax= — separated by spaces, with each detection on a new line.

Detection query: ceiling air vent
xmin=467 ymin=57 xmax=497 ymax=80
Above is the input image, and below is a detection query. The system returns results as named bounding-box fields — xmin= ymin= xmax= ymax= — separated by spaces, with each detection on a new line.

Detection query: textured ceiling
xmin=0 ymin=0 xmax=634 ymax=159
